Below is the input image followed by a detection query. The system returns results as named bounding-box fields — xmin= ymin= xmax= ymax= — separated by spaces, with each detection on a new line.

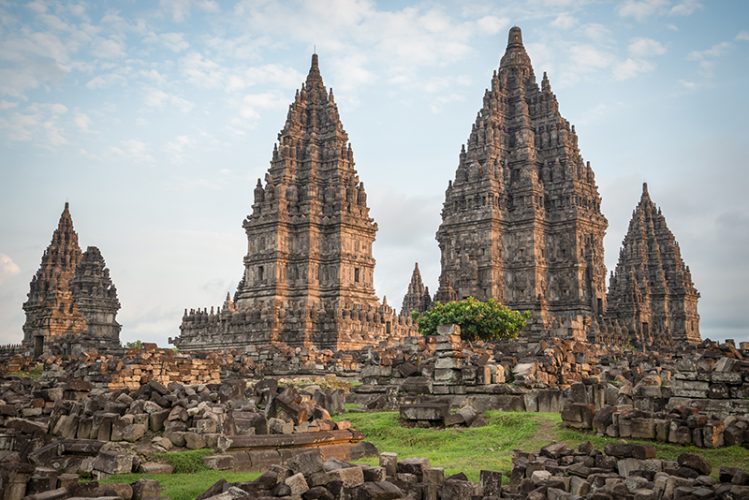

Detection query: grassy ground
xmin=102 ymin=470 xmax=260 ymax=500
xmin=340 ymin=410 xmax=749 ymax=481
xmin=103 ymin=410 xmax=749 ymax=498
xmin=100 ymin=450 xmax=259 ymax=500
xmin=341 ymin=410 xmax=555 ymax=479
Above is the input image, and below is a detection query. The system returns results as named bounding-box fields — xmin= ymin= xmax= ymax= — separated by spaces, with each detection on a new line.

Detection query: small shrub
xmin=125 ymin=340 xmax=143 ymax=350
xmin=413 ymin=297 xmax=530 ymax=341
xmin=8 ymin=363 xmax=44 ymax=379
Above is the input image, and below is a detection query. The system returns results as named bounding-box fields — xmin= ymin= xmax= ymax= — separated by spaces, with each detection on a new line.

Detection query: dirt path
xmin=532 ymin=415 xmax=559 ymax=445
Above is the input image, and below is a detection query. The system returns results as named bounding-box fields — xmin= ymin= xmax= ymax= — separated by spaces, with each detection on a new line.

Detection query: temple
xmin=605 ymin=183 xmax=701 ymax=346
xmin=174 ymin=54 xmax=416 ymax=352
xmin=400 ymin=263 xmax=431 ymax=319
xmin=22 ymin=203 xmax=121 ymax=355
xmin=434 ymin=27 xmax=608 ymax=341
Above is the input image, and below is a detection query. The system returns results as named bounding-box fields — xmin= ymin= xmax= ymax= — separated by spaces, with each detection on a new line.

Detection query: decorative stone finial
xmin=507 ymin=26 xmax=523 ymax=48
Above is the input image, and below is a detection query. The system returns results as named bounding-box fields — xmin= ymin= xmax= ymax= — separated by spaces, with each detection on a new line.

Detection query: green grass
xmin=103 ymin=410 xmax=749 ymax=498
xmin=6 ymin=363 xmax=44 ymax=379
xmin=338 ymin=410 xmax=558 ymax=480
xmin=101 ymin=471 xmax=260 ymax=500
xmin=151 ymin=449 xmax=214 ymax=473
xmin=336 ymin=410 xmax=749 ymax=481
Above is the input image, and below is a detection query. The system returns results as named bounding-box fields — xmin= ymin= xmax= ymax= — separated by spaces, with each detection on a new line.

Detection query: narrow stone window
xmin=258 ymin=266 xmax=265 ymax=282
xmin=354 ymin=267 xmax=361 ymax=283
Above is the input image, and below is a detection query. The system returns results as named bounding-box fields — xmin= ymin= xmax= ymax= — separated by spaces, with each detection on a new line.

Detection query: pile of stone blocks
xmin=507 ymin=441 xmax=749 ymax=499
xmin=0 ymin=375 xmax=367 ymax=498
xmin=562 ymin=373 xmax=749 ymax=448
xmin=196 ymin=449 xmax=501 ymax=500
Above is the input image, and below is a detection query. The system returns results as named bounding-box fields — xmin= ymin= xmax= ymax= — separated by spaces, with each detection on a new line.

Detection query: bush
xmin=125 ymin=340 xmax=143 ymax=350
xmin=413 ymin=297 xmax=530 ymax=341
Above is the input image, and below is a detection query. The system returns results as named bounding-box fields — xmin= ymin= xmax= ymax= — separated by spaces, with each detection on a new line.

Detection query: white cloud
xmin=0 ymin=103 xmax=68 ymax=147
xmin=0 ymin=254 xmax=21 ymax=285
xmin=85 ymin=73 xmax=125 ymax=89
xmin=678 ymin=79 xmax=698 ymax=91
xmin=238 ymin=92 xmax=288 ymax=120
xmin=95 ymin=38 xmax=125 ymax=59
xmin=165 ymin=135 xmax=191 ymax=161
xmin=617 ymin=0 xmax=702 ymax=20
xmin=737 ymin=31 xmax=749 ymax=42
xmin=582 ymin=23 xmax=612 ymax=42
xmin=111 ymin=139 xmax=154 ymax=164
xmin=551 ymin=13 xmax=576 ymax=30
xmin=613 ymin=58 xmax=655 ymax=80
xmin=476 ymin=15 xmax=509 ymax=35
xmin=670 ymin=0 xmax=702 ymax=16
xmin=144 ymin=88 xmax=194 ymax=112
xmin=73 ymin=111 xmax=91 ymax=131
xmin=161 ymin=0 xmax=220 ymax=22
xmin=0 ymin=101 xmax=18 ymax=110
xmin=429 ymin=93 xmax=465 ymax=114
xmin=161 ymin=0 xmax=191 ymax=23
xmin=180 ymin=52 xmax=224 ymax=88
xmin=0 ymin=31 xmax=74 ymax=97
xmin=147 ymin=31 xmax=190 ymax=53
xmin=617 ymin=0 xmax=669 ymax=21
xmin=688 ymin=41 xmax=731 ymax=76
xmin=227 ymin=64 xmax=305 ymax=92
xmin=628 ymin=38 xmax=667 ymax=58
xmin=330 ymin=54 xmax=376 ymax=92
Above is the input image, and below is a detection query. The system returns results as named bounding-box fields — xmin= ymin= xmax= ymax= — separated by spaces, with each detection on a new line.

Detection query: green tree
xmin=412 ymin=297 xmax=530 ymax=341
xmin=125 ymin=340 xmax=143 ymax=350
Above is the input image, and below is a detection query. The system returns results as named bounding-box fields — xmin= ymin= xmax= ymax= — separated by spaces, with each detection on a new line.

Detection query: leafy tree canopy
xmin=413 ymin=297 xmax=530 ymax=341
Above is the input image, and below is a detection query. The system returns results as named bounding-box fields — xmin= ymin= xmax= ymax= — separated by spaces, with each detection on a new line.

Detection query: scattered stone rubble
xmin=198 ymin=443 xmax=749 ymax=499
xmin=195 ymin=449 xmax=499 ymax=500
xmin=561 ymin=349 xmax=749 ymax=448
xmin=508 ymin=441 xmax=749 ymax=499
xmin=0 ymin=374 xmax=369 ymax=499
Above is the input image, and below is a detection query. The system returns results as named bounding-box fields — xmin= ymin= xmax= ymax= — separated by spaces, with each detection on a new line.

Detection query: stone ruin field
xmin=2 ymin=327 xmax=749 ymax=499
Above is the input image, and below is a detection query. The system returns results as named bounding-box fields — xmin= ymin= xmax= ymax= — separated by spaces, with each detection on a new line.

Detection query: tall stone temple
xmin=400 ymin=263 xmax=432 ymax=319
xmin=605 ymin=183 xmax=701 ymax=346
xmin=22 ymin=203 xmax=121 ymax=355
xmin=434 ymin=27 xmax=608 ymax=340
xmin=174 ymin=55 xmax=416 ymax=352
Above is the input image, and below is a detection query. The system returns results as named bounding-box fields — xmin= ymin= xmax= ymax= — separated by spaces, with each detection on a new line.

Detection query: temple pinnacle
xmin=507 ymin=26 xmax=524 ymax=48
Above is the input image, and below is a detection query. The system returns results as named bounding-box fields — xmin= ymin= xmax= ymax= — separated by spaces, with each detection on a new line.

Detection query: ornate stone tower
xmin=176 ymin=55 xmax=415 ymax=351
xmin=606 ymin=183 xmax=700 ymax=346
xmin=435 ymin=27 xmax=608 ymax=340
xmin=22 ymin=204 xmax=121 ymax=355
xmin=71 ymin=246 xmax=121 ymax=343
xmin=400 ymin=263 xmax=431 ymax=318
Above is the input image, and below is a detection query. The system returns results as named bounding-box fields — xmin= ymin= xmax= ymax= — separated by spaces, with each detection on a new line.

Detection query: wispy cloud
xmin=688 ymin=41 xmax=732 ymax=76
xmin=617 ymin=0 xmax=702 ymax=21
xmin=0 ymin=254 xmax=21 ymax=285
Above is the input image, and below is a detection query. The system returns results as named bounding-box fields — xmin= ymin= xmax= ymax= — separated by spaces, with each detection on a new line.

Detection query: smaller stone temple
xmin=605 ymin=183 xmax=701 ymax=347
xmin=400 ymin=263 xmax=431 ymax=318
xmin=22 ymin=203 xmax=121 ymax=355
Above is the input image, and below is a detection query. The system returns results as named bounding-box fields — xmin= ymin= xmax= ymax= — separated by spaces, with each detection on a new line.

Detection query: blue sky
xmin=1 ymin=0 xmax=748 ymax=346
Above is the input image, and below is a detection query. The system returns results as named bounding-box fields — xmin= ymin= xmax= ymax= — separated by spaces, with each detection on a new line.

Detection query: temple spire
xmin=607 ymin=183 xmax=700 ymax=345
xmin=499 ymin=25 xmax=533 ymax=77
xmin=400 ymin=262 xmax=431 ymax=318
xmin=306 ymin=53 xmax=322 ymax=87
